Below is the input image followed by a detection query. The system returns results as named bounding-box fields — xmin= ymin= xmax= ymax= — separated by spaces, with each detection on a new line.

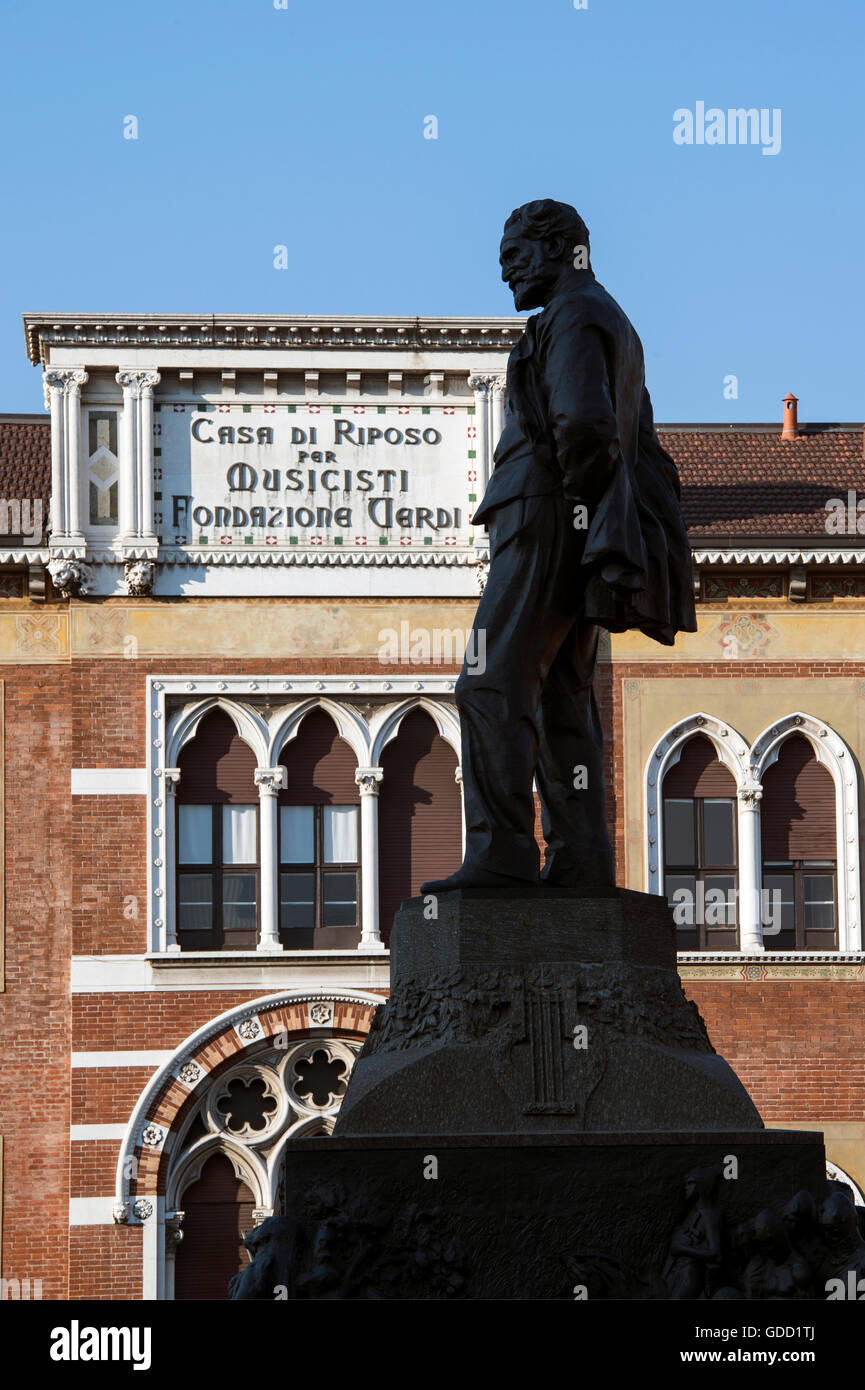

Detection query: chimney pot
xmin=782 ymin=392 xmax=799 ymax=441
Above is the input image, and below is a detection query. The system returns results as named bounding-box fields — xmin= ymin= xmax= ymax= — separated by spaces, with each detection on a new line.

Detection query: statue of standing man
xmin=423 ymin=199 xmax=697 ymax=896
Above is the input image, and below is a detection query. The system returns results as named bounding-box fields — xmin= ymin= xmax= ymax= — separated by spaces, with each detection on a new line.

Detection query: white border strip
xmin=71 ymin=1051 xmax=174 ymax=1068
xmin=71 ymin=768 xmax=147 ymax=795
xmin=71 ymin=1124 xmax=128 ymax=1141
xmin=69 ymin=1197 xmax=117 ymax=1226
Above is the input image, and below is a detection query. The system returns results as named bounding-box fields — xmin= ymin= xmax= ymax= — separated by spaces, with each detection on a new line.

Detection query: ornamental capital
xmin=165 ymin=1210 xmax=185 ymax=1245
xmin=43 ymin=367 xmax=88 ymax=407
xmin=115 ymin=368 xmax=161 ymax=397
xmin=467 ymin=372 xmax=495 ymax=395
xmin=738 ymin=773 xmax=763 ymax=807
xmin=254 ymin=766 xmax=287 ymax=795
xmin=355 ymin=767 xmax=384 ymax=796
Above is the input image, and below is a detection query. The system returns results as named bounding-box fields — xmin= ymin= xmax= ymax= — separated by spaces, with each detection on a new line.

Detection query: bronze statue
xmin=818 ymin=1190 xmax=865 ymax=1287
xmin=662 ymin=1166 xmax=723 ymax=1299
xmin=741 ymin=1209 xmax=811 ymax=1300
xmin=782 ymin=1189 xmax=826 ymax=1276
xmin=423 ymin=199 xmax=696 ymax=896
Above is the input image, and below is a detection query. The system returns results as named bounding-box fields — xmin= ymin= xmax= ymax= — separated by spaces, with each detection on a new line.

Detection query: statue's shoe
xmin=419 ymin=866 xmax=539 ymax=895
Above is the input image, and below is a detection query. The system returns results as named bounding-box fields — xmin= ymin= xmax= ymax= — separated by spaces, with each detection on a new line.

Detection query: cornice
xmin=23 ymin=313 xmax=526 ymax=365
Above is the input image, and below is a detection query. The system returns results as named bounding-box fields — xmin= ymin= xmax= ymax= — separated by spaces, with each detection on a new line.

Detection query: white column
xmin=164 ymin=1211 xmax=184 ymax=1301
xmin=44 ymin=371 xmax=67 ymax=538
xmin=737 ymin=776 xmax=764 ymax=953
xmin=255 ymin=768 xmax=286 ymax=952
xmin=163 ymin=769 xmax=181 ymax=952
xmin=455 ymin=765 xmax=465 ymax=855
xmin=138 ymin=372 xmax=160 ymax=545
xmin=468 ymin=374 xmax=492 ymax=494
xmin=491 ymin=374 xmax=507 ymax=453
xmin=355 ymin=768 xmax=385 ymax=950
xmin=64 ymin=369 xmax=88 ymax=542
xmin=117 ymin=371 xmax=139 ymax=541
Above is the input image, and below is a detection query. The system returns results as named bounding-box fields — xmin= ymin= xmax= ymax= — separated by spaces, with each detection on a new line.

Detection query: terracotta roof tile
xmin=0 ymin=416 xmax=51 ymax=510
xmin=661 ymin=427 xmax=865 ymax=541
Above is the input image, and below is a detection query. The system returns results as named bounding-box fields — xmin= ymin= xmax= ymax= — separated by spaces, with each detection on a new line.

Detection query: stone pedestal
xmin=270 ymin=892 xmax=830 ymax=1300
xmin=279 ymin=1131 xmax=826 ymax=1299
xmin=335 ymin=889 xmax=762 ymax=1135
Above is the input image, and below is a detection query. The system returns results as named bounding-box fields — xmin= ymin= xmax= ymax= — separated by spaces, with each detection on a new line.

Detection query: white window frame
xmin=147 ymin=674 xmax=463 ymax=956
xmin=646 ymin=711 xmax=861 ymax=956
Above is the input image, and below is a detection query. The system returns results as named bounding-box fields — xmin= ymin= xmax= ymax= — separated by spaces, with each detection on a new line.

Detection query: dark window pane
xmin=222 ymin=873 xmax=257 ymax=930
xmin=323 ymin=872 xmax=358 ymax=927
xmin=762 ymin=873 xmax=794 ymax=939
xmin=703 ymin=874 xmax=737 ymax=925
xmin=178 ymin=874 xmax=213 ymax=933
xmin=804 ymin=875 xmax=835 ymax=930
xmin=664 ymin=800 xmax=695 ymax=867
xmin=702 ymin=800 xmax=735 ymax=866
xmin=666 ymin=873 xmax=696 ymax=927
xmin=280 ymin=872 xmax=315 ymax=930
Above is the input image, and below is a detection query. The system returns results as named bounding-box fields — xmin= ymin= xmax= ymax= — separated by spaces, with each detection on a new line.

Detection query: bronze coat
xmin=474 ymin=278 xmax=697 ymax=646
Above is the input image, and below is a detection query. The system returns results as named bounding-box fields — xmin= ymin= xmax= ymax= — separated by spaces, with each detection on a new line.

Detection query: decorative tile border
xmin=678 ymin=953 xmax=865 ymax=981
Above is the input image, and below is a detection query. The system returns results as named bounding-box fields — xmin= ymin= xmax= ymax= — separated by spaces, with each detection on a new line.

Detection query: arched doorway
xmin=174 ymin=1153 xmax=256 ymax=1301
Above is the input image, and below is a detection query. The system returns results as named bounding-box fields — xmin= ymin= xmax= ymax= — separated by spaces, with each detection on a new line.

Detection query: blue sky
xmin=0 ymin=0 xmax=861 ymax=421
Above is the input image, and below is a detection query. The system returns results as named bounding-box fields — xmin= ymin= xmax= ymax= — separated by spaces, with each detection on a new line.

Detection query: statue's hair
xmin=503 ymin=199 xmax=591 ymax=260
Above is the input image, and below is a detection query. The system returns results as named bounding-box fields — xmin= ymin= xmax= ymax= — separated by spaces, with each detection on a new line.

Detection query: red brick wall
xmin=683 ymin=979 xmax=865 ymax=1122
xmin=0 ymin=663 xmax=72 ymax=1299
xmin=68 ymin=1226 xmax=142 ymax=1301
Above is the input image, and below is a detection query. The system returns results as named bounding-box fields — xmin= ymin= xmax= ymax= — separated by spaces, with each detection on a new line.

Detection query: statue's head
xmin=752 ymin=1209 xmax=790 ymax=1261
xmin=683 ymin=1164 xmax=721 ymax=1203
xmin=500 ymin=199 xmax=591 ymax=311
xmin=820 ymin=1190 xmax=859 ymax=1247
xmin=782 ymin=1189 xmax=817 ymax=1236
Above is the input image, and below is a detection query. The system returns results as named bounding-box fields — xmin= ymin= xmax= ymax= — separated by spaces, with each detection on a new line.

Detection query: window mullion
xmin=214 ymin=805 xmax=222 ymax=950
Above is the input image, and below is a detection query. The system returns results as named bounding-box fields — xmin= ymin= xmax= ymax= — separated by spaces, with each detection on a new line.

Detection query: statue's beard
xmin=512 ymin=279 xmax=546 ymax=311
xmin=509 ymin=266 xmax=558 ymax=310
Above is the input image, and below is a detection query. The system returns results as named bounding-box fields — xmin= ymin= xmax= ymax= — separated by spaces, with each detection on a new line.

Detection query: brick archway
xmin=113 ymin=990 xmax=380 ymax=1227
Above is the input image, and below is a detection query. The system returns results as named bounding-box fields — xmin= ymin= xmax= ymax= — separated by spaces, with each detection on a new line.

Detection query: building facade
xmin=0 ymin=313 xmax=863 ymax=1300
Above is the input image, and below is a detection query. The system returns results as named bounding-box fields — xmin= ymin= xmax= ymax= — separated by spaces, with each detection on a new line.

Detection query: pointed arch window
xmin=760 ymin=734 xmax=838 ymax=950
xmin=176 ymin=710 xmax=260 ymax=950
xmin=278 ymin=710 xmax=361 ymax=949
xmin=662 ymin=735 xmax=739 ymax=951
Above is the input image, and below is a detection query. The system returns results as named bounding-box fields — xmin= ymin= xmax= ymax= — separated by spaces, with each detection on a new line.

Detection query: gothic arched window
xmin=662 ymin=734 xmax=739 ymax=951
xmin=761 ymin=734 xmax=838 ymax=950
xmin=176 ymin=710 xmax=259 ymax=950
xmin=278 ymin=710 xmax=360 ymax=950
